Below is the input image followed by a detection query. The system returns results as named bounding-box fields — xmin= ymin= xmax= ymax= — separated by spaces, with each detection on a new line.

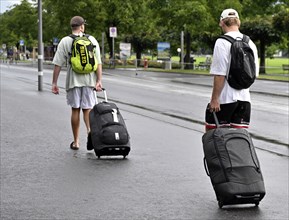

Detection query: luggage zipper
xmin=96 ymin=109 xmax=117 ymax=115
xmin=101 ymin=122 xmax=123 ymax=128
xmin=213 ymin=129 xmax=229 ymax=182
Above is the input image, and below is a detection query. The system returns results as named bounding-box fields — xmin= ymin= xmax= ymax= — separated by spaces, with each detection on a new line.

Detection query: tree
xmin=242 ymin=17 xmax=281 ymax=74
xmin=272 ymin=5 xmax=289 ymax=56
xmin=42 ymin=0 xmax=104 ymax=39
xmin=150 ymin=0 xmax=214 ymax=68
xmin=272 ymin=4 xmax=289 ymax=36
xmin=121 ymin=0 xmax=160 ymax=63
xmin=96 ymin=0 xmax=161 ymax=63
xmin=240 ymin=0 xmax=287 ymax=74
xmin=0 ymin=0 xmax=38 ymax=50
xmin=42 ymin=0 xmax=160 ymax=63
xmin=1 ymin=0 xmax=287 ymax=68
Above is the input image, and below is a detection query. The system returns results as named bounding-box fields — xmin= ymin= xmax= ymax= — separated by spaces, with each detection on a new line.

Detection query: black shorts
xmin=205 ymin=101 xmax=251 ymax=129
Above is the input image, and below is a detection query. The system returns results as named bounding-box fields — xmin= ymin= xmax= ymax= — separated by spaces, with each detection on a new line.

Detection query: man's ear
xmin=219 ymin=21 xmax=223 ymax=28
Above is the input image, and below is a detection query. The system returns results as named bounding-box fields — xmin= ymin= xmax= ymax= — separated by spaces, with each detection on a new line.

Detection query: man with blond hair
xmin=205 ymin=9 xmax=259 ymax=132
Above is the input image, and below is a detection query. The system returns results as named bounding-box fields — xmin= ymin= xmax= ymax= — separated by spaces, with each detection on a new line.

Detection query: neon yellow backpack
xmin=69 ymin=34 xmax=98 ymax=74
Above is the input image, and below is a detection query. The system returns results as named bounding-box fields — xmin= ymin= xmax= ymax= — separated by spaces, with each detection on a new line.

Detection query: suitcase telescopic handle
xmin=102 ymin=88 xmax=108 ymax=102
xmin=212 ymin=111 xmax=220 ymax=128
xmin=94 ymin=88 xmax=108 ymax=103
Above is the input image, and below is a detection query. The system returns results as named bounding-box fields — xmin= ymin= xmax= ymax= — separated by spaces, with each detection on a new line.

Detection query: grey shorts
xmin=67 ymin=87 xmax=96 ymax=109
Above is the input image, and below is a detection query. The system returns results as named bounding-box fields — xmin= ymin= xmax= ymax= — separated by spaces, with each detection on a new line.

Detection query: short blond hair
xmin=222 ymin=17 xmax=241 ymax=27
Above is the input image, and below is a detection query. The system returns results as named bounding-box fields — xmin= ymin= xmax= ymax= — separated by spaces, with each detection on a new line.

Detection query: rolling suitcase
xmin=202 ymin=112 xmax=265 ymax=208
xmin=87 ymin=88 xmax=130 ymax=158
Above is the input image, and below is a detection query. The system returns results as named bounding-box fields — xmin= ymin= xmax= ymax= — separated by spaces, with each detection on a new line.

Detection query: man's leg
xmin=81 ymin=87 xmax=96 ymax=134
xmin=231 ymin=101 xmax=251 ymax=128
xmin=75 ymin=87 xmax=95 ymax=150
xmin=82 ymin=109 xmax=91 ymax=134
xmin=71 ymin=107 xmax=81 ymax=148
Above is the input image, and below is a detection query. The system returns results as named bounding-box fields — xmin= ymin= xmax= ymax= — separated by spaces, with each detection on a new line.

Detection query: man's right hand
xmin=95 ymin=81 xmax=102 ymax=92
xmin=52 ymin=83 xmax=59 ymax=94
xmin=209 ymin=99 xmax=221 ymax=112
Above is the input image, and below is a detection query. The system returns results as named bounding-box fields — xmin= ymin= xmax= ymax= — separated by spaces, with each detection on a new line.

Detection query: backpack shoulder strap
xmin=69 ymin=34 xmax=91 ymax=40
xmin=218 ymin=35 xmax=235 ymax=44
xmin=218 ymin=35 xmax=234 ymax=80
xmin=68 ymin=34 xmax=78 ymax=58
xmin=242 ymin=34 xmax=250 ymax=43
xmin=69 ymin=34 xmax=78 ymax=40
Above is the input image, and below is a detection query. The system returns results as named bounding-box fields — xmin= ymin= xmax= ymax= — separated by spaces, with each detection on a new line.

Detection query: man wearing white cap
xmin=205 ymin=9 xmax=259 ymax=131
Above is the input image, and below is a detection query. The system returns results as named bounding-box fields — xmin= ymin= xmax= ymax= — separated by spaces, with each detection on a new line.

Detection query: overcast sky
xmin=1 ymin=0 xmax=25 ymax=13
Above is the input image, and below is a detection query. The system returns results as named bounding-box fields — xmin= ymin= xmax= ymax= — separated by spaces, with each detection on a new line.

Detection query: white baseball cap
xmin=220 ymin=8 xmax=239 ymax=21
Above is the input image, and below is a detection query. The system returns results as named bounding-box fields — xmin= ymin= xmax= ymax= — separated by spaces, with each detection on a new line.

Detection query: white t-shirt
xmin=52 ymin=33 xmax=102 ymax=91
xmin=210 ymin=31 xmax=259 ymax=104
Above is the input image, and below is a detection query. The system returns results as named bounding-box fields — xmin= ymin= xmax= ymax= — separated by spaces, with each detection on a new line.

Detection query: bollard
xmin=144 ymin=58 xmax=148 ymax=69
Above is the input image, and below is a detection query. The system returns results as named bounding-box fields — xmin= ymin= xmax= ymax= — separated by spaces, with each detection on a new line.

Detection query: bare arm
xmin=95 ymin=64 xmax=103 ymax=91
xmin=209 ymin=75 xmax=225 ymax=112
xmin=52 ymin=65 xmax=61 ymax=94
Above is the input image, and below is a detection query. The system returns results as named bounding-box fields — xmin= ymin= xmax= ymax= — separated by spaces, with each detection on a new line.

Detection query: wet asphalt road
xmin=1 ymin=64 xmax=288 ymax=220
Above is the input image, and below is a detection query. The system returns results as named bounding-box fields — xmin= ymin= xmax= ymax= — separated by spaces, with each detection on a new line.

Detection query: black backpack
xmin=219 ymin=35 xmax=256 ymax=90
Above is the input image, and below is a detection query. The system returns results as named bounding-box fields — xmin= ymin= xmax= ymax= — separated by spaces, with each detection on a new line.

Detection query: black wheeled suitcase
xmin=202 ymin=112 xmax=265 ymax=208
xmin=87 ymin=89 xmax=130 ymax=158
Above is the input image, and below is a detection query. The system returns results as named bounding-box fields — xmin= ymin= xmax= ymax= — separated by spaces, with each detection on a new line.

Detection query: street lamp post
xmin=38 ymin=0 xmax=43 ymax=91
xmin=181 ymin=31 xmax=184 ymax=70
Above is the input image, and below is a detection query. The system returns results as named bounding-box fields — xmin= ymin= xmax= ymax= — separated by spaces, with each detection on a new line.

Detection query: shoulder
xmin=87 ymin=35 xmax=98 ymax=45
xmin=60 ymin=36 xmax=73 ymax=42
xmin=59 ymin=36 xmax=73 ymax=46
xmin=215 ymin=36 xmax=231 ymax=51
